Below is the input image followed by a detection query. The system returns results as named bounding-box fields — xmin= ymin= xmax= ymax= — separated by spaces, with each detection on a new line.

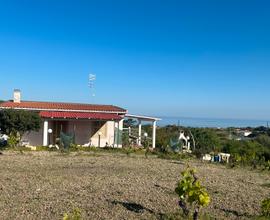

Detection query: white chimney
xmin=13 ymin=89 xmax=21 ymax=103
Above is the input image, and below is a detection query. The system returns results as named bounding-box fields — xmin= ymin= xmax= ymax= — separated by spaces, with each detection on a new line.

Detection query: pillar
xmin=138 ymin=120 xmax=142 ymax=146
xmin=118 ymin=119 xmax=124 ymax=148
xmin=114 ymin=121 xmax=119 ymax=148
xmin=152 ymin=120 xmax=157 ymax=149
xmin=43 ymin=120 xmax=49 ymax=146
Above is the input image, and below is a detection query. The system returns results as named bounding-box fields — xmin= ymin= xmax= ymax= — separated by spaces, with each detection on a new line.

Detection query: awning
xmin=39 ymin=111 xmax=122 ymax=120
xmin=125 ymin=114 xmax=161 ymax=122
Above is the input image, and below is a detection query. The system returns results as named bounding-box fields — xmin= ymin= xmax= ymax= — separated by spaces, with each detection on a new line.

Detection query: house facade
xmin=0 ymin=90 xmax=126 ymax=147
xmin=0 ymin=90 xmax=160 ymax=148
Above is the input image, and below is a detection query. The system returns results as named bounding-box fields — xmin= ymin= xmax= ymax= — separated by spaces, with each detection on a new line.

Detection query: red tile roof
xmin=0 ymin=101 xmax=126 ymax=113
xmin=39 ymin=111 xmax=122 ymax=120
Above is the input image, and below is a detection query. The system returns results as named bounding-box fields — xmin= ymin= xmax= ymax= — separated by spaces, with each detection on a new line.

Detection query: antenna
xmin=88 ymin=74 xmax=96 ymax=97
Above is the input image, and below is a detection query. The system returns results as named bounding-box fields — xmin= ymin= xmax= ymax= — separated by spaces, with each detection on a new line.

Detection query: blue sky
xmin=0 ymin=0 xmax=269 ymax=119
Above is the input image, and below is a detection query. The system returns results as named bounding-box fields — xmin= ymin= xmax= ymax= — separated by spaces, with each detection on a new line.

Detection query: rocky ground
xmin=0 ymin=151 xmax=269 ymax=220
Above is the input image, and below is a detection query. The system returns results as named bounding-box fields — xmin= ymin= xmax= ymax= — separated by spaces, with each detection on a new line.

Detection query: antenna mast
xmin=88 ymin=74 xmax=96 ymax=97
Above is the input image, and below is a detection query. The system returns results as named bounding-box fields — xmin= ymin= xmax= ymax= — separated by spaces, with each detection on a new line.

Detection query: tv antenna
xmin=88 ymin=74 xmax=96 ymax=97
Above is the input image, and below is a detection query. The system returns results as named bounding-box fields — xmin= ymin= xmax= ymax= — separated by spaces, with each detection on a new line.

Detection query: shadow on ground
xmin=109 ymin=200 xmax=154 ymax=214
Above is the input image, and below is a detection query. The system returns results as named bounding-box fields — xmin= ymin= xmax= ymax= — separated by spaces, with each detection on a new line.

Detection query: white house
xmin=0 ymin=90 xmax=160 ymax=148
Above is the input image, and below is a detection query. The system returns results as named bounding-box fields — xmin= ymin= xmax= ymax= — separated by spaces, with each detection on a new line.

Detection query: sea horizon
xmin=156 ymin=116 xmax=270 ymax=128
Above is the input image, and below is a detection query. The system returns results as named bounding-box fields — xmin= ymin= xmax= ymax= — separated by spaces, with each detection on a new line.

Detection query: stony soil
xmin=0 ymin=151 xmax=269 ymax=220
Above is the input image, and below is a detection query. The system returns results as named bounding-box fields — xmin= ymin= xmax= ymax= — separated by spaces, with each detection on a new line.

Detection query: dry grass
xmin=0 ymin=151 xmax=269 ymax=220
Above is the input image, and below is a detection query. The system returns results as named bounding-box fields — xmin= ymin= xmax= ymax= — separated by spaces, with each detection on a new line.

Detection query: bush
xmin=261 ymin=198 xmax=270 ymax=217
xmin=158 ymin=152 xmax=193 ymax=161
xmin=7 ymin=134 xmax=19 ymax=148
xmin=175 ymin=167 xmax=210 ymax=220
xmin=263 ymin=161 xmax=270 ymax=171
xmin=63 ymin=208 xmax=82 ymax=220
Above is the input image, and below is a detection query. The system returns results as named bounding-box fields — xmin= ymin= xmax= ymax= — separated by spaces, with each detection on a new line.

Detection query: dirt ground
xmin=0 ymin=151 xmax=269 ymax=220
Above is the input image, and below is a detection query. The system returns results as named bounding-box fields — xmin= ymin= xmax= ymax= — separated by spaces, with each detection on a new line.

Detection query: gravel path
xmin=0 ymin=151 xmax=269 ymax=219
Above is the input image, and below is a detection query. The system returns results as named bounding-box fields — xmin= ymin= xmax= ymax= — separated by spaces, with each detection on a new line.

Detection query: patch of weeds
xmin=157 ymin=152 xmax=194 ymax=161
xmin=78 ymin=146 xmax=99 ymax=152
xmin=74 ymin=152 xmax=101 ymax=158
xmin=63 ymin=208 xmax=82 ymax=220
xmin=253 ymin=217 xmax=270 ymax=220
xmin=261 ymin=183 xmax=270 ymax=188
xmin=35 ymin=146 xmax=55 ymax=151
xmin=56 ymin=148 xmax=71 ymax=156
xmin=261 ymin=198 xmax=270 ymax=217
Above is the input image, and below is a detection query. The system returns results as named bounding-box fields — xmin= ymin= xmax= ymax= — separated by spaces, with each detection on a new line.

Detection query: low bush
xmin=63 ymin=208 xmax=82 ymax=220
xmin=261 ymin=198 xmax=270 ymax=217
xmin=158 ymin=152 xmax=194 ymax=161
xmin=175 ymin=167 xmax=210 ymax=220
xmin=7 ymin=134 xmax=19 ymax=148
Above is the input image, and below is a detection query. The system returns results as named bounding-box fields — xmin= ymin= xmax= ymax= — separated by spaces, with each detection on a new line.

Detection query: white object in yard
xmin=179 ymin=131 xmax=191 ymax=152
xmin=82 ymin=142 xmax=91 ymax=147
xmin=49 ymin=144 xmax=60 ymax=150
xmin=203 ymin=154 xmax=212 ymax=161
xmin=243 ymin=131 xmax=252 ymax=137
xmin=21 ymin=140 xmax=30 ymax=146
xmin=218 ymin=153 xmax=231 ymax=163
xmin=0 ymin=134 xmax=9 ymax=141
xmin=25 ymin=145 xmax=37 ymax=151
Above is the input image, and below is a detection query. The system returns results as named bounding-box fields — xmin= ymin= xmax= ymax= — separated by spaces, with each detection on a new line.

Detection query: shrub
xmin=175 ymin=167 xmax=210 ymax=220
xmin=261 ymin=198 xmax=270 ymax=217
xmin=263 ymin=161 xmax=270 ymax=171
xmin=158 ymin=152 xmax=193 ymax=161
xmin=63 ymin=208 xmax=82 ymax=220
xmin=7 ymin=134 xmax=19 ymax=148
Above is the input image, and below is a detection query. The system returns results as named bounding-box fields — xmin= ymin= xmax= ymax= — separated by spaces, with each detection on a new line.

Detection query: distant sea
xmin=157 ymin=117 xmax=270 ymax=128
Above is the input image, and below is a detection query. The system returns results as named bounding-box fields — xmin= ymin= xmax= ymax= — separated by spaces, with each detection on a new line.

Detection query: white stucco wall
xmin=23 ymin=119 xmax=121 ymax=148
xmin=90 ymin=121 xmax=116 ymax=147
xmin=22 ymin=127 xmax=43 ymax=146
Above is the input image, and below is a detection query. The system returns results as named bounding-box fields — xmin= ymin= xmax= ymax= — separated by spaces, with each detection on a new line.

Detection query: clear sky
xmin=0 ymin=0 xmax=269 ymax=120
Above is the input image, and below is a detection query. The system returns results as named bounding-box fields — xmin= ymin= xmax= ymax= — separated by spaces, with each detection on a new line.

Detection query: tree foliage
xmin=123 ymin=119 xmax=137 ymax=128
xmin=190 ymin=128 xmax=221 ymax=156
xmin=0 ymin=109 xmax=41 ymax=138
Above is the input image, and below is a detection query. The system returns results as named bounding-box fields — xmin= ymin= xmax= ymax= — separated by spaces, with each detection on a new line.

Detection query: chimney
xmin=13 ymin=89 xmax=21 ymax=103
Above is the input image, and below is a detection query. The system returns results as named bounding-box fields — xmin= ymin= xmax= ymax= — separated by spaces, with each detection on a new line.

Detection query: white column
xmin=114 ymin=121 xmax=119 ymax=148
xmin=138 ymin=120 xmax=142 ymax=146
xmin=43 ymin=120 xmax=49 ymax=146
xmin=118 ymin=119 xmax=124 ymax=148
xmin=152 ymin=120 xmax=157 ymax=149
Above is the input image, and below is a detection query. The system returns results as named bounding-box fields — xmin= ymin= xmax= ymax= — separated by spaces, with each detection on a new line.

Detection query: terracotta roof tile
xmin=40 ymin=111 xmax=122 ymax=120
xmin=0 ymin=101 xmax=126 ymax=113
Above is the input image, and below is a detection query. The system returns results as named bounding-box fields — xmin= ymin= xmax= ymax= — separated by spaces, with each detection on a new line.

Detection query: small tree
xmin=175 ymin=167 xmax=210 ymax=220
xmin=0 ymin=109 xmax=41 ymax=146
xmin=123 ymin=119 xmax=137 ymax=128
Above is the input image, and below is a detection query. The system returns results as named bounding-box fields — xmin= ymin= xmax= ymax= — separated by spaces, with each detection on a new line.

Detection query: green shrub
xmin=63 ymin=208 xmax=82 ymax=220
xmin=175 ymin=167 xmax=210 ymax=220
xmin=7 ymin=134 xmax=19 ymax=148
xmin=261 ymin=198 xmax=270 ymax=217
xmin=263 ymin=161 xmax=270 ymax=171
xmin=158 ymin=152 xmax=193 ymax=161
